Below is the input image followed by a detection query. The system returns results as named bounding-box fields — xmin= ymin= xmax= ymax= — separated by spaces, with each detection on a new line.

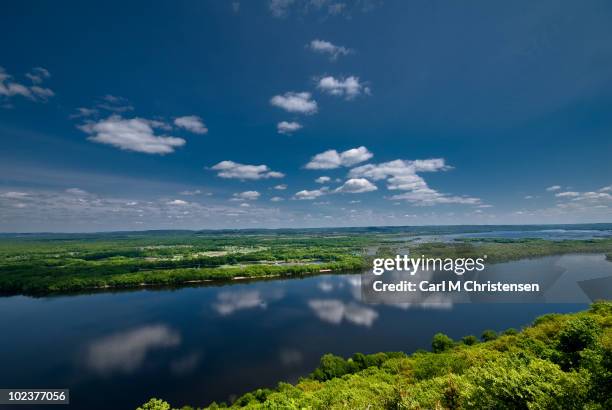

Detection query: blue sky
xmin=1 ymin=0 xmax=611 ymax=232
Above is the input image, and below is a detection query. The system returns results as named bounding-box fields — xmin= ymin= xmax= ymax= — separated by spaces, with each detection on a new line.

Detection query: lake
xmin=1 ymin=253 xmax=611 ymax=409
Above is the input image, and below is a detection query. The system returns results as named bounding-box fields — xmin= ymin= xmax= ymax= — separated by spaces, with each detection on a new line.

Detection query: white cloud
xmin=269 ymin=0 xmax=295 ymax=17
xmin=308 ymin=39 xmax=352 ymax=60
xmin=1 ymin=191 xmax=29 ymax=199
xmin=317 ymin=76 xmax=369 ymax=99
xmin=167 ymin=199 xmax=188 ymax=205
xmin=349 ymin=158 xmax=480 ymax=206
xmin=315 ymin=176 xmax=331 ymax=184
xmin=270 ymin=196 xmax=284 ymax=202
xmin=211 ymin=161 xmax=284 ymax=180
xmin=277 ymin=121 xmax=302 ymax=135
xmin=349 ymin=159 xmax=450 ymax=180
xmin=293 ymin=189 xmax=326 ymax=200
xmin=274 ymin=184 xmax=288 ymax=190
xmin=0 ymin=66 xmax=54 ymax=102
xmin=390 ymin=189 xmax=481 ymax=206
xmin=546 ymin=185 xmax=562 ymax=192
xmin=174 ymin=115 xmax=208 ymax=134
xmin=232 ymin=191 xmax=261 ymax=201
xmin=335 ymin=178 xmax=377 ymax=193
xmin=555 ymin=191 xmax=579 ymax=198
xmin=25 ymin=67 xmax=50 ymax=84
xmin=70 ymin=107 xmax=99 ymax=119
xmin=96 ymin=95 xmax=134 ymax=113
xmin=179 ymin=190 xmax=202 ymax=196
xmin=600 ymin=185 xmax=612 ymax=192
xmin=305 ymin=146 xmax=373 ymax=169
xmin=270 ymin=92 xmax=317 ymax=114
xmin=79 ymin=115 xmax=185 ymax=154
xmin=65 ymin=188 xmax=88 ymax=195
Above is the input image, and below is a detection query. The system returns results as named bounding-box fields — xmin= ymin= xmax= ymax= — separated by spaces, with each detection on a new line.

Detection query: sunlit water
xmin=1 ymin=254 xmax=611 ymax=409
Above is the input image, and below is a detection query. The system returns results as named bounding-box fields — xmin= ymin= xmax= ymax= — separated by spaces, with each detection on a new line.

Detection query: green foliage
xmin=461 ymin=335 xmax=478 ymax=345
xmin=480 ymin=329 xmax=498 ymax=342
xmin=137 ymin=398 xmax=171 ymax=410
xmin=501 ymin=327 xmax=519 ymax=336
xmin=556 ymin=316 xmax=601 ymax=369
xmin=432 ymin=332 xmax=455 ymax=353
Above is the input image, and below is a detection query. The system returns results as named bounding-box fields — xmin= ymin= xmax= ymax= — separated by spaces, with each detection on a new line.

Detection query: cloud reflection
xmin=308 ymin=299 xmax=378 ymax=327
xmin=86 ymin=325 xmax=180 ymax=374
xmin=213 ymin=290 xmax=267 ymax=315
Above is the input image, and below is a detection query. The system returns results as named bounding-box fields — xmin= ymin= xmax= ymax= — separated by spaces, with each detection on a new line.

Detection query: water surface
xmin=1 ymin=254 xmax=611 ymax=409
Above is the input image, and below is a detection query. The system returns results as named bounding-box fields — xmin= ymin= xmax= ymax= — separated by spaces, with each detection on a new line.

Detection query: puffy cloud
xmin=274 ymin=184 xmax=288 ymax=190
xmin=315 ymin=176 xmax=331 ymax=184
xmin=308 ymin=39 xmax=352 ymax=60
xmin=232 ymin=191 xmax=261 ymax=201
xmin=349 ymin=158 xmax=480 ymax=206
xmin=546 ymin=185 xmax=562 ymax=192
xmin=270 ymin=196 xmax=284 ymax=202
xmin=305 ymin=146 xmax=373 ymax=169
xmin=78 ymin=115 xmax=185 ymax=154
xmin=211 ymin=161 xmax=284 ymax=180
xmin=277 ymin=121 xmax=302 ymax=135
xmin=270 ymin=92 xmax=317 ymax=114
xmin=317 ymin=76 xmax=369 ymax=99
xmin=349 ymin=159 xmax=450 ymax=180
xmin=174 ymin=115 xmax=208 ymax=134
xmin=293 ymin=189 xmax=326 ymax=200
xmin=0 ymin=66 xmax=54 ymax=102
xmin=335 ymin=178 xmax=377 ymax=193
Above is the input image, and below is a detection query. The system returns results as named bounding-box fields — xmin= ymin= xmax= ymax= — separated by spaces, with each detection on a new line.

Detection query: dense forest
xmin=1 ymin=227 xmax=612 ymax=294
xmin=138 ymin=301 xmax=612 ymax=409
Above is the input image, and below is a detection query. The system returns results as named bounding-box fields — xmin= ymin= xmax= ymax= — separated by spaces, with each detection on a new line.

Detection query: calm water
xmin=404 ymin=228 xmax=612 ymax=243
xmin=1 ymin=254 xmax=612 ymax=409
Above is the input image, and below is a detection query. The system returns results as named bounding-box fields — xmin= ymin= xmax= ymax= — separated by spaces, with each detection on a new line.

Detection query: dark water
xmin=1 ymin=254 xmax=612 ymax=410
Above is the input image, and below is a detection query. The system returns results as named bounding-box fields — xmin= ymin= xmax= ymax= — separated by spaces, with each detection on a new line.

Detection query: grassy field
xmin=139 ymin=301 xmax=612 ymax=409
xmin=2 ymin=229 xmax=612 ymax=294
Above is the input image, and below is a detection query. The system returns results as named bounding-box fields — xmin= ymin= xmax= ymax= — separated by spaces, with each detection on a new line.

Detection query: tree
xmin=557 ymin=316 xmax=601 ymax=369
xmin=461 ymin=335 xmax=478 ymax=345
xmin=481 ymin=329 xmax=497 ymax=342
xmin=137 ymin=398 xmax=171 ymax=410
xmin=432 ymin=333 xmax=454 ymax=353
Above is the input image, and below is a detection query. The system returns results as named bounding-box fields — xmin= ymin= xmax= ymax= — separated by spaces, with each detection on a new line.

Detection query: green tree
xmin=481 ymin=329 xmax=497 ymax=342
xmin=432 ymin=333 xmax=454 ymax=353
xmin=137 ymin=398 xmax=171 ymax=410
xmin=461 ymin=335 xmax=478 ymax=345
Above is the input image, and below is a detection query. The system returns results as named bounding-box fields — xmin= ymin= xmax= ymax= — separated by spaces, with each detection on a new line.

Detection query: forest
xmin=2 ymin=227 xmax=612 ymax=294
xmin=138 ymin=301 xmax=612 ymax=409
